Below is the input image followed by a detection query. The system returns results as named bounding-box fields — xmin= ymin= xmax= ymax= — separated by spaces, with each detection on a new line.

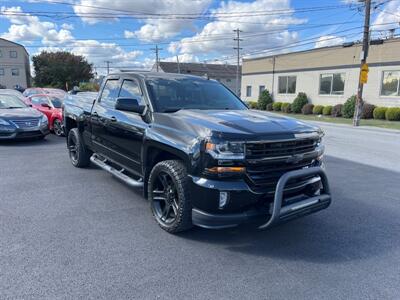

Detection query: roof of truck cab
xmin=110 ymin=72 xmax=212 ymax=80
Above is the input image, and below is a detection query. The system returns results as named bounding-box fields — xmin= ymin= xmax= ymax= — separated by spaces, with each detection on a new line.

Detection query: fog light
xmin=219 ymin=192 xmax=229 ymax=209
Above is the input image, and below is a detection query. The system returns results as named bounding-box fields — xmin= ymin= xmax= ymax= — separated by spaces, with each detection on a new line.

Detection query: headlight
xmin=205 ymin=141 xmax=245 ymax=159
xmin=40 ymin=114 xmax=48 ymax=124
xmin=0 ymin=118 xmax=10 ymax=126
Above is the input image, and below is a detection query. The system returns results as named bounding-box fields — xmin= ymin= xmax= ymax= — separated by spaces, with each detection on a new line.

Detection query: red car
xmin=26 ymin=94 xmax=64 ymax=136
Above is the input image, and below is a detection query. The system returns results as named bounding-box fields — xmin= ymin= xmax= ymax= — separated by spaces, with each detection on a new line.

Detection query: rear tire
xmin=67 ymin=128 xmax=91 ymax=168
xmin=148 ymin=160 xmax=193 ymax=233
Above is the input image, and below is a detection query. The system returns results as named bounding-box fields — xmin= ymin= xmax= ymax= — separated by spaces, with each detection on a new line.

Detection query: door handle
xmin=110 ymin=116 xmax=117 ymax=122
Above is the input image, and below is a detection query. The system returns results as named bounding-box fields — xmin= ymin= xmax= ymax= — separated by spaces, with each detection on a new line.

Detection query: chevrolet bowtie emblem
xmin=286 ymin=154 xmax=304 ymax=164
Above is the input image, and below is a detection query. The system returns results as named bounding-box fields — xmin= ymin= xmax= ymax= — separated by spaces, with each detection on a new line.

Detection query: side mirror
xmin=115 ymin=97 xmax=145 ymax=114
xmin=41 ymin=103 xmax=51 ymax=109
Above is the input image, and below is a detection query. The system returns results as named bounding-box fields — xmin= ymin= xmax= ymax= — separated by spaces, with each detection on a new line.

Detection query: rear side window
xmin=119 ymin=80 xmax=145 ymax=105
xmin=100 ymin=79 xmax=120 ymax=107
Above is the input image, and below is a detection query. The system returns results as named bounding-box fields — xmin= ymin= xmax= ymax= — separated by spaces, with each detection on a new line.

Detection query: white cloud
xmin=162 ymin=53 xmax=200 ymax=63
xmin=314 ymin=35 xmax=345 ymax=48
xmin=35 ymin=41 xmax=145 ymax=75
xmin=371 ymin=1 xmax=400 ymax=36
xmin=73 ymin=0 xmax=212 ymax=42
xmin=168 ymin=0 xmax=305 ymax=59
xmin=0 ymin=6 xmax=74 ymax=45
xmin=61 ymin=23 xmax=75 ymax=30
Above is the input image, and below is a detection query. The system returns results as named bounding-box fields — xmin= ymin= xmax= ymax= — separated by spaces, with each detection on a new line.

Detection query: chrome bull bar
xmin=258 ymin=167 xmax=331 ymax=229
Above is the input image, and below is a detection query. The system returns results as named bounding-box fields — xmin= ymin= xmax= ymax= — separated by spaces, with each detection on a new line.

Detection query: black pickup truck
xmin=63 ymin=72 xmax=331 ymax=233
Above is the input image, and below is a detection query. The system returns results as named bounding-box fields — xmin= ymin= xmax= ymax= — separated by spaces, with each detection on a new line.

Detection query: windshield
xmin=0 ymin=94 xmax=27 ymax=109
xmin=146 ymin=78 xmax=247 ymax=112
xmin=49 ymin=96 xmax=63 ymax=108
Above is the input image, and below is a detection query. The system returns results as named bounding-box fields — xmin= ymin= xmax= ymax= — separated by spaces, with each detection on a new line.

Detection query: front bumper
xmin=190 ymin=167 xmax=331 ymax=229
xmin=0 ymin=125 xmax=50 ymax=140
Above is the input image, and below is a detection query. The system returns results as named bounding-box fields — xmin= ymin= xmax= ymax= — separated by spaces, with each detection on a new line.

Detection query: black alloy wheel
xmin=152 ymin=171 xmax=180 ymax=224
xmin=67 ymin=128 xmax=91 ymax=168
xmin=148 ymin=160 xmax=193 ymax=233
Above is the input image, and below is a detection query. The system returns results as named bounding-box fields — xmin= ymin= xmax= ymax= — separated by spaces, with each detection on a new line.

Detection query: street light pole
xmin=353 ymin=0 xmax=371 ymax=126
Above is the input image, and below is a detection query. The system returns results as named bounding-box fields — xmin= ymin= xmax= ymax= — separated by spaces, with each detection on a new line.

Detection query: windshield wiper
xmin=162 ymin=108 xmax=182 ymax=113
xmin=5 ymin=106 xmax=24 ymax=109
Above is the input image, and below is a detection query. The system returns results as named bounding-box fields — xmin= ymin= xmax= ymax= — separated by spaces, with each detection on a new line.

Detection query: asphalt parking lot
xmin=1 ymin=127 xmax=400 ymax=299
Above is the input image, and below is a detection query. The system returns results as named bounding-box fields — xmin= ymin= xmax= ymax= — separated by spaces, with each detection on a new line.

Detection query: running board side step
xmin=90 ymin=154 xmax=144 ymax=188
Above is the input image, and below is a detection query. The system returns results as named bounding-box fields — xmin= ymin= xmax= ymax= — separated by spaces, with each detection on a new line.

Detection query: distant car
xmin=23 ymin=88 xmax=45 ymax=98
xmin=26 ymin=94 xmax=64 ymax=136
xmin=43 ymin=88 xmax=66 ymax=97
xmin=0 ymin=94 xmax=49 ymax=140
xmin=0 ymin=89 xmax=27 ymax=102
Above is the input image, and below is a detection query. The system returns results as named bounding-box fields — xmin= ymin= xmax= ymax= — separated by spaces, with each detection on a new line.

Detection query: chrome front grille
xmin=10 ymin=119 xmax=40 ymax=128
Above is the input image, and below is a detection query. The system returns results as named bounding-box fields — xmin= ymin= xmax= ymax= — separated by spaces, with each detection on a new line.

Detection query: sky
xmin=1 ymin=0 xmax=399 ymax=75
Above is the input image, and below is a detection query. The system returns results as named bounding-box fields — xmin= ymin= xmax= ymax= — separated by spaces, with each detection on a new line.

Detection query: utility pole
xmin=353 ymin=0 xmax=371 ymax=126
xmin=104 ymin=60 xmax=112 ymax=75
xmin=151 ymin=45 xmax=163 ymax=72
xmin=233 ymin=28 xmax=243 ymax=97
xmin=176 ymin=55 xmax=181 ymax=74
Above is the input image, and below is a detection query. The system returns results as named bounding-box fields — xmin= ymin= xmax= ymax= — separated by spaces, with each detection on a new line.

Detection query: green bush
xmin=361 ymin=103 xmax=376 ymax=119
xmin=272 ymin=102 xmax=283 ymax=111
xmin=79 ymin=82 xmax=100 ymax=92
xmin=385 ymin=107 xmax=400 ymax=121
xmin=266 ymin=103 xmax=273 ymax=111
xmin=258 ymin=89 xmax=273 ymax=110
xmin=322 ymin=105 xmax=332 ymax=116
xmin=281 ymin=102 xmax=292 ymax=113
xmin=331 ymin=104 xmax=343 ymax=117
xmin=291 ymin=92 xmax=308 ymax=113
xmin=313 ymin=105 xmax=324 ymax=115
xmin=342 ymin=95 xmax=356 ymax=118
xmin=373 ymin=107 xmax=388 ymax=120
xmin=302 ymin=103 xmax=314 ymax=115
xmin=247 ymin=101 xmax=258 ymax=109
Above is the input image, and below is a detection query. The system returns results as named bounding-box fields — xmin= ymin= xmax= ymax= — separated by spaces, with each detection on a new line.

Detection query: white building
xmin=241 ymin=38 xmax=400 ymax=107
xmin=0 ymin=38 xmax=31 ymax=89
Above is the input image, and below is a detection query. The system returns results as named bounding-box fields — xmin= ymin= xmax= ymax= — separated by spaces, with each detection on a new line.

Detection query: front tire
xmin=67 ymin=128 xmax=91 ymax=168
xmin=148 ymin=160 xmax=193 ymax=233
xmin=53 ymin=119 xmax=64 ymax=137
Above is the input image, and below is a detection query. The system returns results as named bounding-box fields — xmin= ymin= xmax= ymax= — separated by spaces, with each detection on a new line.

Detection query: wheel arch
xmin=143 ymin=143 xmax=190 ymax=199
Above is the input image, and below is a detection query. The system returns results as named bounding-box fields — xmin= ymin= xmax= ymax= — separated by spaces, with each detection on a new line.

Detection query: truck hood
xmin=154 ymin=109 xmax=320 ymax=140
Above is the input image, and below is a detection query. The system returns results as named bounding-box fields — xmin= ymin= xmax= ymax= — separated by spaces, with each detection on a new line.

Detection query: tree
xmin=257 ymin=89 xmax=273 ymax=110
xmin=32 ymin=51 xmax=93 ymax=89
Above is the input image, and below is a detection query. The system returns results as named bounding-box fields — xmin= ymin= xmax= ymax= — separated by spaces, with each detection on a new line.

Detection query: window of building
xmin=381 ymin=71 xmax=400 ymax=96
xmin=11 ymin=69 xmax=19 ymax=76
xmin=99 ymin=79 xmax=120 ymax=107
xmin=278 ymin=76 xmax=296 ymax=94
xmin=0 ymin=68 xmax=4 ymax=76
xmin=246 ymin=85 xmax=252 ymax=97
xmin=10 ymin=51 xmax=17 ymax=58
xmin=319 ymin=73 xmax=345 ymax=95
xmin=0 ymin=50 xmax=3 ymax=58
xmin=259 ymin=85 xmax=265 ymax=95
